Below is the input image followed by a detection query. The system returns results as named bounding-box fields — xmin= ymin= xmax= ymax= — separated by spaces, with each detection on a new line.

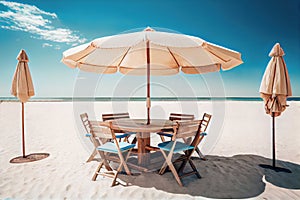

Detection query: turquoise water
xmin=1 ymin=97 xmax=299 ymax=102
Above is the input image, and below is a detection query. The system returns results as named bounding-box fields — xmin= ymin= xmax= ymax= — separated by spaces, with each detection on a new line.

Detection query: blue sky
xmin=0 ymin=0 xmax=299 ymax=97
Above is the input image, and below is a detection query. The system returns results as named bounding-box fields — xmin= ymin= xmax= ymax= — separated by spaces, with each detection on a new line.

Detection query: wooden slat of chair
xmin=169 ymin=113 xmax=195 ymax=121
xmin=102 ymin=112 xmax=134 ymax=143
xmin=158 ymin=113 xmax=194 ymax=142
xmin=197 ymin=113 xmax=211 ymax=133
xmin=102 ymin=112 xmax=130 ymax=121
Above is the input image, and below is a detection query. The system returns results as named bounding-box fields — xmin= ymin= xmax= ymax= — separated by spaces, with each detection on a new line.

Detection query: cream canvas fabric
xmin=11 ymin=50 xmax=35 ymax=103
xmin=259 ymin=43 xmax=292 ymax=117
xmin=62 ymin=27 xmax=243 ymax=75
xmin=62 ymin=27 xmax=243 ymax=123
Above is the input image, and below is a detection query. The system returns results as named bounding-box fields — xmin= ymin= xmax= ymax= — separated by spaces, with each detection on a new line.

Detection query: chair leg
xmin=86 ymin=148 xmax=98 ymax=162
xmin=111 ymin=163 xmax=123 ymax=186
xmin=124 ymin=136 xmax=129 ymax=142
xmin=177 ymin=156 xmax=188 ymax=175
xmin=159 ymin=150 xmax=183 ymax=186
xmin=159 ymin=150 xmax=169 ymax=175
xmin=159 ymin=135 xmax=166 ymax=142
xmin=188 ymin=159 xmax=201 ymax=178
xmin=195 ymin=147 xmax=206 ymax=160
xmin=159 ymin=161 xmax=168 ymax=175
xmin=99 ymin=151 xmax=113 ymax=171
xmin=122 ymin=151 xmax=132 ymax=175
xmin=183 ymin=137 xmax=206 ymax=160
xmin=111 ymin=151 xmax=132 ymax=186
xmin=131 ymin=137 xmax=137 ymax=144
xmin=165 ymin=158 xmax=183 ymax=186
xmin=92 ymin=160 xmax=104 ymax=181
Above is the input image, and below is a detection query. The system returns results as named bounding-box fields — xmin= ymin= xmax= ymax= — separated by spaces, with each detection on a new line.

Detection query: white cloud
xmin=0 ymin=1 xmax=87 ymax=46
xmin=42 ymin=43 xmax=52 ymax=48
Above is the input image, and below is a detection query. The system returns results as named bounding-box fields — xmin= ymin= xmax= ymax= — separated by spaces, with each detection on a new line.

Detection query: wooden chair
xmin=157 ymin=113 xmax=211 ymax=160
xmin=102 ymin=112 xmax=136 ymax=142
xmin=80 ymin=113 xmax=101 ymax=162
xmin=157 ymin=113 xmax=195 ymax=142
xmin=91 ymin=121 xmax=135 ymax=186
xmin=158 ymin=120 xmax=207 ymax=186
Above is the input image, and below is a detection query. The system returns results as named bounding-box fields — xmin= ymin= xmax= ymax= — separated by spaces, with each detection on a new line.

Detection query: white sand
xmin=0 ymin=101 xmax=299 ymax=199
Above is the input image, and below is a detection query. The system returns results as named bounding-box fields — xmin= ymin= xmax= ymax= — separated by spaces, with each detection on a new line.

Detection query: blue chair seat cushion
xmin=158 ymin=141 xmax=194 ymax=153
xmin=97 ymin=142 xmax=135 ymax=153
xmin=115 ymin=132 xmax=136 ymax=139
xmin=115 ymin=133 xmax=129 ymax=138
xmin=85 ymin=133 xmax=92 ymax=137
xmin=157 ymin=131 xmax=173 ymax=138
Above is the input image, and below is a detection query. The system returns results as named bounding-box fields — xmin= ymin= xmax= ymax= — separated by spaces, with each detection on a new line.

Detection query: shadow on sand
xmin=118 ymin=154 xmax=300 ymax=199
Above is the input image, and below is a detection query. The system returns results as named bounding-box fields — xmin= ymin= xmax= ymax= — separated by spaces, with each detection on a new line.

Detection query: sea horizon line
xmin=1 ymin=96 xmax=299 ymax=102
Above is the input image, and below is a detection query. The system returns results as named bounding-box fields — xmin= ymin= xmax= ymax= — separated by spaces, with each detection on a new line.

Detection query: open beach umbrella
xmin=259 ymin=43 xmax=292 ymax=169
xmin=10 ymin=49 xmax=49 ymax=163
xmin=62 ymin=27 xmax=243 ymax=124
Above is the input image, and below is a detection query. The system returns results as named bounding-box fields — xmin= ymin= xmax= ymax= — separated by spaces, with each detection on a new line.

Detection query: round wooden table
xmin=111 ymin=119 xmax=177 ymax=166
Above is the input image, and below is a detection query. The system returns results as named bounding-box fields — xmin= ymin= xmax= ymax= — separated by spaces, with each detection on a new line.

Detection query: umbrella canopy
xmin=259 ymin=43 xmax=292 ymax=117
xmin=11 ymin=49 xmax=35 ymax=102
xmin=62 ymin=27 xmax=243 ymax=75
xmin=62 ymin=27 xmax=243 ymax=123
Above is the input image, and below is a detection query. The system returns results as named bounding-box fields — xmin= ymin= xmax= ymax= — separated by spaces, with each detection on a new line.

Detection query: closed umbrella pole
xmin=146 ymin=40 xmax=150 ymax=125
xmin=22 ymin=102 xmax=25 ymax=157
xmin=272 ymin=112 xmax=275 ymax=167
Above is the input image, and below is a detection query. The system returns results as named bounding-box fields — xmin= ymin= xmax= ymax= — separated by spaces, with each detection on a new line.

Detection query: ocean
xmin=1 ymin=97 xmax=299 ymax=102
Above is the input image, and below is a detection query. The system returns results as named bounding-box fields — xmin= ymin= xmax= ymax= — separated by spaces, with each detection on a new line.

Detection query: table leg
xmin=137 ymin=132 xmax=150 ymax=166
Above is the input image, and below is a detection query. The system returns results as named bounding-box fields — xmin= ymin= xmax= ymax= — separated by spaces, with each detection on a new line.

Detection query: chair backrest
xmin=80 ymin=113 xmax=113 ymax=140
xmin=169 ymin=113 xmax=194 ymax=121
xmin=80 ymin=113 xmax=90 ymax=134
xmin=89 ymin=121 xmax=114 ymax=140
xmin=200 ymin=113 xmax=212 ymax=132
xmin=80 ymin=113 xmax=104 ymax=148
xmin=102 ymin=112 xmax=130 ymax=121
xmin=175 ymin=120 xmax=202 ymax=139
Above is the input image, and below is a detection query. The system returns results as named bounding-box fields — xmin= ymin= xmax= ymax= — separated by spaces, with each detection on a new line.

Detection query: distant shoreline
xmin=1 ymin=97 xmax=299 ymax=102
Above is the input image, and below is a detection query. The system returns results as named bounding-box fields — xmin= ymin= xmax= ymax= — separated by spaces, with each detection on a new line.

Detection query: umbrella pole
xmin=22 ymin=102 xmax=25 ymax=158
xmin=146 ymin=40 xmax=150 ymax=125
xmin=272 ymin=112 xmax=276 ymax=168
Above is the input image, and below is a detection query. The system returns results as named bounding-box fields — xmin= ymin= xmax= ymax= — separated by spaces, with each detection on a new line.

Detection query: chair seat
xmin=115 ymin=132 xmax=136 ymax=139
xmin=158 ymin=141 xmax=194 ymax=153
xmin=157 ymin=131 xmax=173 ymax=138
xmin=85 ymin=133 xmax=92 ymax=137
xmin=115 ymin=133 xmax=129 ymax=139
xmin=97 ymin=142 xmax=135 ymax=153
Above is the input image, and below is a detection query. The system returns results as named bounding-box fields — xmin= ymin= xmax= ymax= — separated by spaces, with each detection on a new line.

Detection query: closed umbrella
xmin=259 ymin=43 xmax=292 ymax=170
xmin=10 ymin=49 xmax=49 ymax=163
xmin=62 ymin=27 xmax=243 ymax=124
